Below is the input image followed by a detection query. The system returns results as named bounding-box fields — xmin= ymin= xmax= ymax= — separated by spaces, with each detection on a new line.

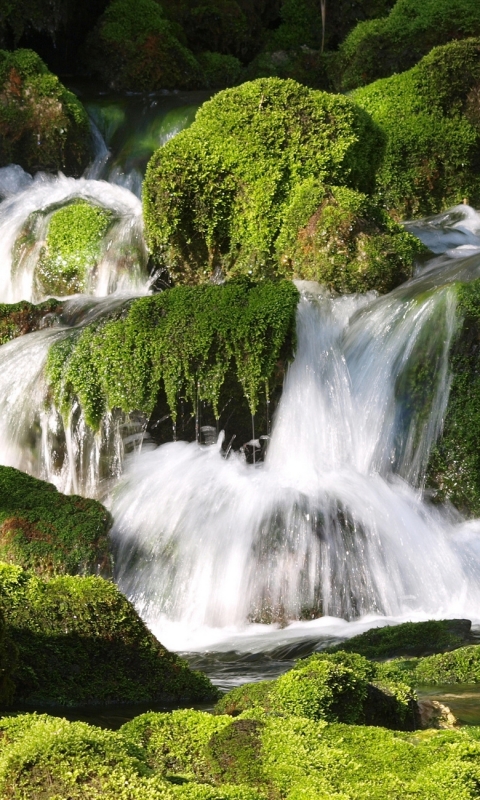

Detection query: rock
xmin=418 ymin=699 xmax=458 ymax=729
xmin=0 ymin=299 xmax=64 ymax=346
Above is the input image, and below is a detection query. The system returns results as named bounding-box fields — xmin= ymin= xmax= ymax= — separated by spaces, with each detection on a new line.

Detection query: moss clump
xmin=0 ymin=561 xmax=216 ymax=706
xmin=0 ymin=49 xmax=91 ymax=176
xmin=413 ymin=646 xmax=480 ymax=685
xmin=326 ymin=620 xmax=472 ymax=660
xmin=87 ymin=0 xmax=202 ymax=91
xmin=0 ymin=299 xmax=63 ymax=346
xmin=338 ymin=0 xmax=480 ymax=91
xmin=0 ymin=466 xmax=111 ymax=577
xmin=197 ymin=52 xmax=243 ymax=89
xmin=353 ymin=38 xmax=480 ymax=218
xmin=45 ymin=279 xmax=298 ymax=430
xmin=244 ymin=47 xmax=331 ymax=91
xmin=34 ymin=201 xmax=111 ymax=297
xmin=276 ymin=183 xmax=425 ymax=293
xmin=143 ymin=77 xmax=385 ymax=285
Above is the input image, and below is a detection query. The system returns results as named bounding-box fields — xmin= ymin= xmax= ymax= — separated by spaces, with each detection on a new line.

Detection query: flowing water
xmin=2 ymin=111 xmax=480 ymax=686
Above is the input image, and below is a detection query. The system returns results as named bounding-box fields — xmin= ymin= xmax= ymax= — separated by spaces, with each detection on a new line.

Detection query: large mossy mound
xmin=0 ymin=49 xmax=91 ymax=176
xmin=0 ymin=466 xmax=111 ymax=577
xmin=143 ymin=77 xmax=390 ymax=287
xmin=35 ymin=201 xmax=112 ymax=297
xmin=337 ymin=0 xmax=480 ymax=91
xmin=87 ymin=0 xmax=202 ymax=91
xmin=215 ymin=651 xmax=418 ymax=731
xmin=0 ymin=562 xmax=216 ymax=706
xmin=326 ymin=620 xmax=472 ymax=660
xmin=0 ymin=299 xmax=63 ymax=346
xmin=427 ymin=278 xmax=480 ymax=516
xmin=45 ymin=280 xmax=299 ymax=431
xmin=353 ymin=38 xmax=480 ymax=218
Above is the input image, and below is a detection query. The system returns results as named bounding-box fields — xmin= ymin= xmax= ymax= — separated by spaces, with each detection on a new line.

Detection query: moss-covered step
xmin=337 ymin=0 xmax=480 ymax=91
xmin=353 ymin=38 xmax=480 ymax=218
xmin=0 ymin=562 xmax=216 ymax=706
xmin=0 ymin=49 xmax=91 ymax=176
xmin=0 ymin=466 xmax=111 ymax=577
xmin=0 ymin=300 xmax=63 ymax=347
xmin=86 ymin=0 xmax=202 ymax=92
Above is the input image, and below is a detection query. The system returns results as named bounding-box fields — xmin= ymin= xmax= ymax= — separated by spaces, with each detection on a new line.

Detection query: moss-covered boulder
xmin=45 ymin=280 xmax=298 ymax=432
xmin=0 ymin=562 xmax=216 ymax=706
xmin=276 ymin=184 xmax=425 ymax=293
xmin=86 ymin=0 xmax=202 ymax=91
xmin=326 ymin=620 xmax=473 ymax=660
xmin=0 ymin=466 xmax=111 ymax=577
xmin=143 ymin=77 xmax=385 ymax=285
xmin=0 ymin=49 xmax=91 ymax=176
xmin=353 ymin=38 xmax=480 ymax=218
xmin=337 ymin=0 xmax=480 ymax=91
xmin=244 ymin=46 xmax=330 ymax=90
xmin=197 ymin=51 xmax=243 ymax=89
xmin=0 ymin=299 xmax=63 ymax=346
xmin=34 ymin=201 xmax=112 ymax=297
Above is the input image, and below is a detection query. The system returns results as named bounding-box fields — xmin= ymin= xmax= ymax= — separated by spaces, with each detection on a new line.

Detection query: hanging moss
xmin=143 ymin=78 xmax=385 ymax=285
xmin=0 ymin=49 xmax=91 ymax=176
xmin=353 ymin=39 xmax=480 ymax=218
xmin=0 ymin=299 xmax=63 ymax=346
xmin=45 ymin=279 xmax=299 ymax=431
xmin=337 ymin=0 xmax=480 ymax=91
xmin=34 ymin=201 xmax=112 ymax=297
xmin=0 ymin=465 xmax=112 ymax=577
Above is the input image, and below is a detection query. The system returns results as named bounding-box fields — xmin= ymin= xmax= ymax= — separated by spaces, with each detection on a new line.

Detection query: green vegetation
xmin=197 ymin=52 xmax=242 ymax=89
xmin=0 ymin=49 xmax=91 ymax=176
xmin=338 ymin=0 xmax=480 ymax=91
xmin=427 ymin=278 xmax=480 ymax=516
xmin=0 ymin=299 xmax=63 ymax=346
xmin=144 ymin=78 xmax=386 ymax=285
xmin=0 ymin=561 xmax=216 ymax=705
xmin=87 ymin=0 xmax=202 ymax=91
xmin=45 ymin=280 xmax=298 ymax=430
xmin=353 ymin=38 xmax=480 ymax=218
xmin=35 ymin=201 xmax=111 ymax=296
xmin=326 ymin=620 xmax=472 ymax=659
xmin=0 ymin=465 xmax=111 ymax=577
xmin=379 ymin=645 xmax=480 ymax=687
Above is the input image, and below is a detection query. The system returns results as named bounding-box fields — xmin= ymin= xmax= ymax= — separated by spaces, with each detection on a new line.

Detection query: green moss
xmin=381 ymin=645 xmax=480 ymax=687
xmin=0 ymin=562 xmax=217 ymax=706
xmin=143 ymin=77 xmax=385 ymax=284
xmin=0 ymin=299 xmax=63 ymax=346
xmin=35 ymin=201 xmax=112 ymax=297
xmin=214 ymin=680 xmax=274 ymax=716
xmin=276 ymin=183 xmax=425 ymax=293
xmin=197 ymin=52 xmax=242 ymax=89
xmin=244 ymin=47 xmax=331 ymax=91
xmin=338 ymin=0 xmax=480 ymax=91
xmin=0 ymin=49 xmax=91 ymax=176
xmin=45 ymin=280 xmax=299 ymax=430
xmin=353 ymin=39 xmax=480 ymax=218
xmin=0 ymin=465 xmax=111 ymax=577
xmin=87 ymin=0 xmax=202 ymax=91
xmin=326 ymin=620 xmax=472 ymax=660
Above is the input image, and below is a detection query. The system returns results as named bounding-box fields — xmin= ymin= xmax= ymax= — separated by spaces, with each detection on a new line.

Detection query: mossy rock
xmin=0 ymin=562 xmax=216 ymax=706
xmin=86 ymin=0 xmax=202 ymax=91
xmin=379 ymin=645 xmax=480 ymax=687
xmin=276 ymin=183 xmax=425 ymax=293
xmin=337 ymin=0 xmax=480 ymax=91
xmin=0 ymin=49 xmax=91 ymax=176
xmin=0 ymin=466 xmax=111 ymax=577
xmin=353 ymin=38 xmax=480 ymax=218
xmin=0 ymin=299 xmax=63 ymax=346
xmin=215 ymin=651 xmax=418 ymax=731
xmin=326 ymin=620 xmax=473 ymax=660
xmin=244 ymin=47 xmax=331 ymax=90
xmin=45 ymin=280 xmax=299 ymax=431
xmin=34 ymin=200 xmax=112 ymax=297
xmin=143 ymin=77 xmax=385 ymax=285
xmin=197 ymin=52 xmax=243 ymax=89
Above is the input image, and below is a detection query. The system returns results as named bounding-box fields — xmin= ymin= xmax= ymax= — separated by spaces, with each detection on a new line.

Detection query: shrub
xmin=0 ymin=49 xmax=91 ymax=176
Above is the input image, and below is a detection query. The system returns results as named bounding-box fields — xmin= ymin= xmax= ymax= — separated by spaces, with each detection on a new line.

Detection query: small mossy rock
xmin=427 ymin=278 xmax=480 ymax=516
xmin=244 ymin=47 xmax=331 ymax=91
xmin=326 ymin=620 xmax=472 ymax=660
xmin=34 ymin=200 xmax=112 ymax=296
xmin=0 ymin=562 xmax=217 ymax=706
xmin=143 ymin=77 xmax=385 ymax=284
xmin=276 ymin=183 xmax=425 ymax=293
xmin=0 ymin=465 xmax=112 ymax=577
xmin=87 ymin=0 xmax=202 ymax=91
xmin=197 ymin=52 xmax=243 ymax=89
xmin=353 ymin=38 xmax=480 ymax=218
xmin=215 ymin=679 xmax=274 ymax=716
xmin=337 ymin=0 xmax=480 ymax=91
xmin=0 ymin=299 xmax=63 ymax=346
xmin=0 ymin=49 xmax=91 ymax=176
